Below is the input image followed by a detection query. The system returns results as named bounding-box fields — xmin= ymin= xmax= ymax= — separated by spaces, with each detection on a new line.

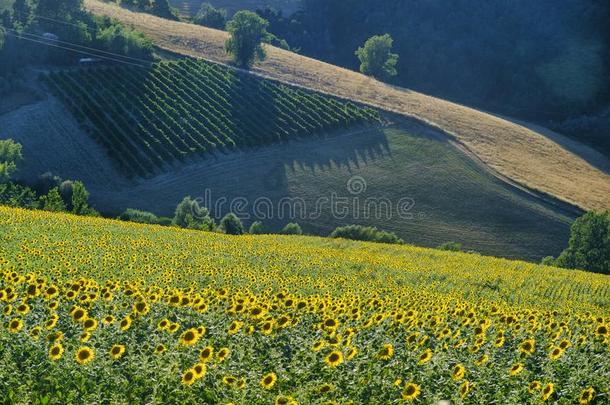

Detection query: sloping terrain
xmin=84 ymin=0 xmax=610 ymax=212
xmin=0 ymin=90 xmax=127 ymax=191
xmin=44 ymin=58 xmax=379 ymax=177
xmin=0 ymin=206 xmax=608 ymax=402
xmin=88 ymin=124 xmax=576 ymax=261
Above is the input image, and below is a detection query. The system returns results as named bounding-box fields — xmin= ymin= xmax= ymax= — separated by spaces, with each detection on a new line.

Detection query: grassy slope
xmin=84 ymin=0 xmax=610 ymax=212
xmin=1 ymin=205 xmax=607 ymax=313
xmin=89 ymin=125 xmax=576 ymax=261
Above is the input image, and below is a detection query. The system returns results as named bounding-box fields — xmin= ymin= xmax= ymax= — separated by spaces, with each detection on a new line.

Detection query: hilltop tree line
xmin=0 ymin=0 xmax=153 ymax=86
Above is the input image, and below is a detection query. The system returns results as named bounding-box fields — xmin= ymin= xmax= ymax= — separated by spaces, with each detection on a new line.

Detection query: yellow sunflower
xmin=49 ymin=343 xmax=64 ymax=361
xmin=324 ymin=350 xmax=344 ymax=368
xmin=260 ymin=372 xmax=277 ymax=390
xmin=75 ymin=346 xmax=95 ymax=365
xmin=401 ymin=382 xmax=421 ymax=401
xmin=452 ymin=364 xmax=466 ymax=381
xmin=109 ymin=344 xmax=126 ymax=360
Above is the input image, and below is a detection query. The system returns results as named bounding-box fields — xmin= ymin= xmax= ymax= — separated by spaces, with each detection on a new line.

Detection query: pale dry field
xmin=85 ymin=0 xmax=610 ymax=211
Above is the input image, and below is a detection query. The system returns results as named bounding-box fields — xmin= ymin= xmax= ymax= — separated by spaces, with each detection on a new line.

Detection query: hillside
xmin=84 ymin=0 xmax=610 ymax=212
xmin=88 ymin=125 xmax=576 ymax=261
xmin=43 ymin=58 xmax=379 ymax=176
xmin=0 ymin=206 xmax=608 ymax=402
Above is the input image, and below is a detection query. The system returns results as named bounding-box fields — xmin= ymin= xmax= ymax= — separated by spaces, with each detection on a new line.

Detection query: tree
xmin=71 ymin=181 xmax=97 ymax=216
xmin=355 ymin=34 xmax=399 ymax=80
xmin=194 ymin=3 xmax=227 ymax=29
xmin=219 ymin=213 xmax=245 ymax=235
xmin=0 ymin=139 xmax=22 ymax=183
xmin=225 ymin=11 xmax=269 ymax=68
xmin=249 ymin=220 xmax=265 ymax=234
xmin=39 ymin=187 xmax=67 ymax=212
xmin=173 ymin=196 xmax=215 ymax=230
xmin=552 ymin=211 xmax=610 ymax=274
xmin=149 ymin=0 xmax=177 ymax=20
xmin=281 ymin=222 xmax=302 ymax=235
xmin=12 ymin=0 xmax=31 ymax=29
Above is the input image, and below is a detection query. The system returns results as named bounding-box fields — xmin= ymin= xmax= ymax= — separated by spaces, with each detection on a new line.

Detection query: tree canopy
xmin=355 ymin=34 xmax=398 ymax=80
xmin=225 ymin=11 xmax=269 ymax=68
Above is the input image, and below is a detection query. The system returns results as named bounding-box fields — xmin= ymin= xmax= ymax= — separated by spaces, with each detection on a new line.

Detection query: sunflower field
xmin=0 ymin=206 xmax=608 ymax=404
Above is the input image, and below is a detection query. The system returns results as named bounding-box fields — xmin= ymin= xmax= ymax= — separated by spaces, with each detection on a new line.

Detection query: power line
xmin=4 ymin=27 xmax=154 ymax=66
xmin=4 ymin=31 xmax=150 ymax=68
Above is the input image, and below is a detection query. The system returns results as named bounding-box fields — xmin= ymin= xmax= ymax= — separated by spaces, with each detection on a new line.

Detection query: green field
xmin=90 ymin=125 xmax=577 ymax=261
xmin=44 ymin=58 xmax=379 ymax=177
xmin=0 ymin=206 xmax=607 ymax=402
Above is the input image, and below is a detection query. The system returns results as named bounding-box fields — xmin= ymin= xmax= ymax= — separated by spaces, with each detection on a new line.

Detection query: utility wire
xmin=4 ymin=27 xmax=154 ymax=66
xmin=4 ymin=30 xmax=150 ymax=68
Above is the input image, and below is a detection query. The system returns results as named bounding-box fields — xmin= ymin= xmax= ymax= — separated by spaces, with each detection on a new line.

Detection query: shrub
xmin=330 ymin=224 xmax=402 ymax=244
xmin=437 ymin=241 xmax=463 ymax=252
xmin=249 ymin=221 xmax=265 ymax=234
xmin=119 ymin=208 xmax=160 ymax=224
xmin=281 ymin=222 xmax=303 ymax=235
xmin=219 ymin=213 xmax=245 ymax=235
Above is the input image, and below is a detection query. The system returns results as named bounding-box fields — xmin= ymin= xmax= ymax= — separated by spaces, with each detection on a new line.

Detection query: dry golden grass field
xmin=85 ymin=0 xmax=610 ymax=212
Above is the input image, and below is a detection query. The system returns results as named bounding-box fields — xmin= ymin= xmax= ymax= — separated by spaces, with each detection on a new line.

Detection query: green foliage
xmin=553 ymin=211 xmax=610 ymax=274
xmin=248 ymin=220 xmax=265 ymax=234
xmin=0 ymin=138 xmax=22 ymax=183
xmin=437 ymin=241 xmax=463 ymax=252
xmin=330 ymin=224 xmax=402 ymax=244
xmin=173 ymin=196 xmax=215 ymax=230
xmin=219 ymin=213 xmax=245 ymax=235
xmin=281 ymin=222 xmax=302 ymax=235
xmin=95 ymin=20 xmax=154 ymax=60
xmin=0 ymin=182 xmax=37 ymax=208
xmin=355 ymin=34 xmax=398 ymax=80
xmin=149 ymin=0 xmax=177 ymax=20
xmin=39 ymin=187 xmax=67 ymax=212
xmin=119 ymin=208 xmax=160 ymax=224
xmin=70 ymin=181 xmax=97 ymax=216
xmin=225 ymin=11 xmax=269 ymax=68
xmin=194 ymin=3 xmax=227 ymax=29
xmin=44 ymin=58 xmax=380 ymax=177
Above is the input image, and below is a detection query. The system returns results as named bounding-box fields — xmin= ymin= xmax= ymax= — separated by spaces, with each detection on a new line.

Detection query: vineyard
xmin=43 ymin=59 xmax=380 ymax=177
xmin=0 ymin=207 xmax=608 ymax=403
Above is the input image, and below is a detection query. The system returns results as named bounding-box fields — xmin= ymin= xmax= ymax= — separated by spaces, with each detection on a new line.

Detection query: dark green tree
xmin=0 ymin=139 xmax=22 ymax=183
xmin=11 ymin=0 xmax=31 ymax=29
xmin=249 ymin=220 xmax=265 ymax=234
xmin=355 ymin=34 xmax=398 ymax=80
xmin=281 ymin=222 xmax=302 ymax=235
xmin=149 ymin=0 xmax=176 ymax=20
xmin=194 ymin=3 xmax=227 ymax=29
xmin=71 ymin=181 xmax=97 ymax=216
xmin=173 ymin=196 xmax=215 ymax=230
xmin=39 ymin=187 xmax=67 ymax=212
xmin=225 ymin=11 xmax=269 ymax=68
xmin=219 ymin=213 xmax=245 ymax=235
xmin=553 ymin=211 xmax=610 ymax=274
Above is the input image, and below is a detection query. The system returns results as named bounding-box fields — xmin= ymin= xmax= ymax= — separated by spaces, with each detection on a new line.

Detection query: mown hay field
xmin=0 ymin=207 xmax=608 ymax=403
